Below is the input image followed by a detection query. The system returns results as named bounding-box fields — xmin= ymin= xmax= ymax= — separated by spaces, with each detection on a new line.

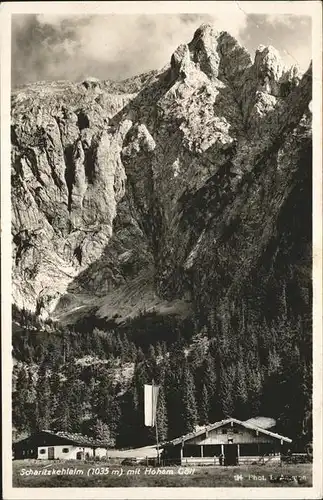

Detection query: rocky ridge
xmin=11 ymin=24 xmax=312 ymax=324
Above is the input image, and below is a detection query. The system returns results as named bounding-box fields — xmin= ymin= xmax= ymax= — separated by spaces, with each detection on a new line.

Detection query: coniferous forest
xmin=12 ymin=303 xmax=312 ymax=452
xmin=10 ymin=17 xmax=314 ymax=463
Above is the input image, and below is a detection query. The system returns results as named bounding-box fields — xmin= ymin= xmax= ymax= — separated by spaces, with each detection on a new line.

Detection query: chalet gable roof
xmin=13 ymin=430 xmax=107 ymax=448
xmin=165 ymin=417 xmax=292 ymax=446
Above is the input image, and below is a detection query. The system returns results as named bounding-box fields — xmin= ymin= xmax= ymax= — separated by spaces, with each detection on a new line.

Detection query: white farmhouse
xmin=13 ymin=430 xmax=109 ymax=460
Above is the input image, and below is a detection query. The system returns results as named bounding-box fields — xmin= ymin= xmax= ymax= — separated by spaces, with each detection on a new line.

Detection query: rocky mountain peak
xmin=11 ymin=24 xmax=312 ymax=322
xmin=188 ymin=23 xmax=221 ymax=79
xmin=253 ymin=44 xmax=285 ymax=95
xmin=192 ymin=22 xmax=219 ymax=39
xmin=170 ymin=25 xmax=252 ymax=84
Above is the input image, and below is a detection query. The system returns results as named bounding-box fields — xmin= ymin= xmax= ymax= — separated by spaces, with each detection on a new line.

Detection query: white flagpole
xmin=152 ymin=379 xmax=160 ymax=465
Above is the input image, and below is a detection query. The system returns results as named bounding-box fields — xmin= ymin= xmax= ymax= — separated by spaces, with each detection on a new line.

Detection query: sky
xmin=11 ymin=12 xmax=312 ymax=88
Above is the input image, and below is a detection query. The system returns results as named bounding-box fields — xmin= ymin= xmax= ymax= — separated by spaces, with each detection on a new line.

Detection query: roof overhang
xmin=164 ymin=417 xmax=292 ymax=446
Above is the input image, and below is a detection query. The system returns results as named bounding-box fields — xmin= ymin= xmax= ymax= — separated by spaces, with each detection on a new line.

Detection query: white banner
xmin=144 ymin=384 xmax=159 ymax=427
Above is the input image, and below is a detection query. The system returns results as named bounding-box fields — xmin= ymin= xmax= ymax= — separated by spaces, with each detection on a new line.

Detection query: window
xmin=240 ymin=444 xmax=259 ymax=456
xmin=62 ymin=448 xmax=69 ymax=453
xmin=233 ymin=429 xmax=239 ymax=434
xmin=183 ymin=445 xmax=202 ymax=458
xmin=222 ymin=429 xmax=227 ymax=434
xmin=39 ymin=449 xmax=46 ymax=454
xmin=203 ymin=445 xmax=221 ymax=457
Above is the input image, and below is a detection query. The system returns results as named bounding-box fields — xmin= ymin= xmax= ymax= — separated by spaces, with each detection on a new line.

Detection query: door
xmin=224 ymin=444 xmax=238 ymax=465
xmin=48 ymin=447 xmax=55 ymax=460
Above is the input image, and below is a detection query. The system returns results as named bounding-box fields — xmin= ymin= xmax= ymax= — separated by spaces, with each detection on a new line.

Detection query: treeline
xmin=13 ymin=327 xmax=143 ymax=367
xmin=12 ymin=307 xmax=312 ymax=452
xmin=12 ymin=307 xmax=190 ymax=366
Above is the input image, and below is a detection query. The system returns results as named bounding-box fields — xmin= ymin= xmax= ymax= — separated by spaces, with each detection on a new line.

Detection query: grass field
xmin=12 ymin=460 xmax=312 ymax=487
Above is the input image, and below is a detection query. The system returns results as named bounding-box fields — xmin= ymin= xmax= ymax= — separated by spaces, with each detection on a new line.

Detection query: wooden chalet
xmin=161 ymin=417 xmax=292 ymax=466
xmin=13 ymin=430 xmax=108 ymax=460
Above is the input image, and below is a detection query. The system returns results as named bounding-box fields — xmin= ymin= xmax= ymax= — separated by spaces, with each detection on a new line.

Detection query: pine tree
xmin=180 ymin=363 xmax=198 ymax=434
xmin=200 ymin=384 xmax=209 ymax=425
xmin=102 ymin=332 xmax=114 ymax=358
xmin=34 ymin=342 xmax=45 ymax=364
xmin=234 ymin=360 xmax=248 ymax=420
xmin=267 ymin=349 xmax=281 ymax=376
xmin=202 ymin=354 xmax=217 ymax=422
xmin=12 ymin=366 xmax=35 ymax=433
xmin=92 ymin=373 xmax=121 ymax=439
xmin=155 ymin=342 xmax=163 ymax=360
xmin=53 ymin=361 xmax=83 ymax=432
xmin=189 ymin=336 xmax=207 ymax=370
xmin=161 ymin=341 xmax=168 ymax=358
xmin=219 ymin=363 xmax=234 ymax=418
xmin=90 ymin=419 xmax=115 ymax=447
xmin=115 ymin=334 xmax=125 ymax=360
xmin=53 ymin=393 xmax=71 ymax=432
xmin=148 ymin=344 xmax=156 ymax=362
xmin=155 ymin=363 xmax=168 ymax=443
xmin=44 ymin=340 xmax=62 ymax=368
xmin=147 ymin=345 xmax=157 ymax=380
xmin=247 ymin=366 xmax=262 ymax=416
xmin=91 ymin=329 xmax=105 ymax=359
xmin=69 ymin=380 xmax=85 ymax=433
xmin=165 ymin=345 xmax=185 ymax=439
xmin=118 ymin=385 xmax=141 ymax=448
xmin=35 ymin=363 xmax=52 ymax=430
xmin=121 ymin=334 xmax=130 ymax=361
xmin=128 ymin=342 xmax=137 ymax=362
xmin=136 ymin=347 xmax=145 ymax=363
xmin=50 ymin=371 xmax=61 ymax=405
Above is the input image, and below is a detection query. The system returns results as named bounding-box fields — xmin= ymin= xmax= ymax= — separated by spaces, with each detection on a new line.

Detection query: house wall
xmin=13 ymin=432 xmax=109 ymax=461
xmin=94 ymin=447 xmax=108 ymax=458
xmin=163 ymin=421 xmax=289 ymax=466
xmin=37 ymin=445 xmax=95 ymax=460
xmin=181 ymin=455 xmax=281 ymax=466
xmin=14 ymin=447 xmax=37 ymax=460
xmin=163 ymin=442 xmax=282 ymax=466
xmin=186 ymin=424 xmax=277 ymax=446
xmin=183 ymin=442 xmax=280 ymax=457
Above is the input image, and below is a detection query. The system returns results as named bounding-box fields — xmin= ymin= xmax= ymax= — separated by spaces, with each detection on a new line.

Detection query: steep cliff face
xmin=11 ymin=24 xmax=312 ymax=324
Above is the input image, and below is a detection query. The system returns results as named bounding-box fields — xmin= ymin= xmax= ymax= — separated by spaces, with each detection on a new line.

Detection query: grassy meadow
xmin=12 ymin=460 xmax=312 ymax=488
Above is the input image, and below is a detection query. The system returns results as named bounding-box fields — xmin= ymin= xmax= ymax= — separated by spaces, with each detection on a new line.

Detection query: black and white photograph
xmin=1 ymin=1 xmax=322 ymax=499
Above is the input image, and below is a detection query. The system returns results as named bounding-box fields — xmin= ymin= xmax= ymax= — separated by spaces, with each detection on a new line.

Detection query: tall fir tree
xmin=200 ymin=384 xmax=209 ymax=425
xmin=202 ymin=354 xmax=217 ymax=422
xmin=247 ymin=365 xmax=262 ymax=416
xmin=218 ymin=363 xmax=235 ymax=418
xmin=234 ymin=358 xmax=248 ymax=420
xmin=13 ymin=366 xmax=35 ymax=433
xmin=155 ymin=363 xmax=168 ymax=442
xmin=118 ymin=385 xmax=141 ymax=448
xmin=180 ymin=363 xmax=198 ymax=434
xmin=53 ymin=386 xmax=72 ymax=432
xmin=90 ymin=419 xmax=115 ymax=446
xmin=165 ymin=343 xmax=185 ymax=439
xmin=35 ymin=363 xmax=52 ymax=430
xmin=92 ymin=375 xmax=121 ymax=439
xmin=156 ymin=385 xmax=168 ymax=442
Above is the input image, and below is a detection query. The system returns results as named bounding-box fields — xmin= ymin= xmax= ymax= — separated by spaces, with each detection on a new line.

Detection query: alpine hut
xmin=13 ymin=430 xmax=109 ymax=460
xmin=161 ymin=417 xmax=292 ymax=466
